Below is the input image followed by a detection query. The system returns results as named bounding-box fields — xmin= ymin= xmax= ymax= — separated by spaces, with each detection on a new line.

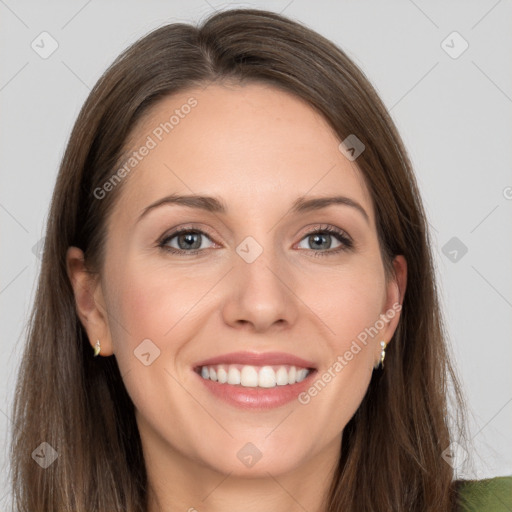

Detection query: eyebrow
xmin=137 ymin=193 xmax=370 ymax=224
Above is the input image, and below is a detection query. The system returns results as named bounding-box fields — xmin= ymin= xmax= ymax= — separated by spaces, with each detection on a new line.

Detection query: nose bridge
xmin=234 ymin=231 xmax=286 ymax=293
xmin=221 ymin=230 xmax=298 ymax=330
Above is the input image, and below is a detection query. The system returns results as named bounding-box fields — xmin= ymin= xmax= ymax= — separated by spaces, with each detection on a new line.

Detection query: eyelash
xmin=157 ymin=224 xmax=354 ymax=258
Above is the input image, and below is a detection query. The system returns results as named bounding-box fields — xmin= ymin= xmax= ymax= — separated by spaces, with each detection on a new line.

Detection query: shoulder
xmin=455 ymin=475 xmax=512 ymax=511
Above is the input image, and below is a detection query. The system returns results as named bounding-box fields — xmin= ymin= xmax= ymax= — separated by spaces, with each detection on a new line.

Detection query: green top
xmin=456 ymin=476 xmax=512 ymax=511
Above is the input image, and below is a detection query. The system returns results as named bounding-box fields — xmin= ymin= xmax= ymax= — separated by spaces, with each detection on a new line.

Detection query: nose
xmin=221 ymin=243 xmax=299 ymax=333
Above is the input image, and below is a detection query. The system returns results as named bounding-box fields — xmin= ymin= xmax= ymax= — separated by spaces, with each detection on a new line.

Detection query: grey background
xmin=1 ymin=0 xmax=511 ymax=505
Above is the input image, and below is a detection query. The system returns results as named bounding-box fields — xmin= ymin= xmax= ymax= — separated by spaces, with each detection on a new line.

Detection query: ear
xmin=66 ymin=246 xmax=114 ymax=356
xmin=379 ymin=254 xmax=407 ymax=346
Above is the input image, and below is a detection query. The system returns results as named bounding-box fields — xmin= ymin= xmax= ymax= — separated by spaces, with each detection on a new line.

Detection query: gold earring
xmin=374 ymin=341 xmax=387 ymax=370
xmin=93 ymin=339 xmax=101 ymax=357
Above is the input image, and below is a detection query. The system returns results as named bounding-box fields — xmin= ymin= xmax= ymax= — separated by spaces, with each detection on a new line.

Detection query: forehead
xmin=110 ymin=82 xmax=374 ymax=225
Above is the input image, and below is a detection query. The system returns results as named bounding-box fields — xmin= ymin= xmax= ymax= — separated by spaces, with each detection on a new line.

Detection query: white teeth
xmin=240 ymin=365 xmax=259 ymax=386
xmin=296 ymin=368 xmax=309 ymax=382
xmin=199 ymin=364 xmax=311 ymax=387
xmin=258 ymin=366 xmax=276 ymax=388
xmin=217 ymin=366 xmax=228 ymax=383
xmin=276 ymin=366 xmax=289 ymax=386
xmin=227 ymin=366 xmax=241 ymax=385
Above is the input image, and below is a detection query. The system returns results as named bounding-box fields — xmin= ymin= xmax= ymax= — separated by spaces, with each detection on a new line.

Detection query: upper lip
xmin=193 ymin=351 xmax=317 ymax=370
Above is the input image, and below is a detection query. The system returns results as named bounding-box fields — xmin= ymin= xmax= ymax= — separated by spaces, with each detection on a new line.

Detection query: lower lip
xmin=194 ymin=369 xmax=317 ymax=410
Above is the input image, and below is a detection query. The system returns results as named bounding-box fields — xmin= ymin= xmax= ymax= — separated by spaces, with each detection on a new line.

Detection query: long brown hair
xmin=10 ymin=8 xmax=473 ymax=511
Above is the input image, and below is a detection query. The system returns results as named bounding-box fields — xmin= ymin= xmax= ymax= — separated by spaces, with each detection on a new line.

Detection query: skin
xmin=67 ymin=82 xmax=407 ymax=512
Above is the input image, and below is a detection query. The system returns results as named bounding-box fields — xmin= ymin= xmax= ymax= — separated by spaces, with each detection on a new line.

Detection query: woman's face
xmin=69 ymin=82 xmax=406 ymax=479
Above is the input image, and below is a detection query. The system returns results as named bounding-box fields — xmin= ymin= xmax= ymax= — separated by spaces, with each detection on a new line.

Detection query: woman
xmin=9 ymin=7 xmax=510 ymax=511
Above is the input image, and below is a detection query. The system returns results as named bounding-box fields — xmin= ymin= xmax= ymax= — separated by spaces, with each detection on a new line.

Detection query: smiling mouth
xmin=194 ymin=363 xmax=315 ymax=388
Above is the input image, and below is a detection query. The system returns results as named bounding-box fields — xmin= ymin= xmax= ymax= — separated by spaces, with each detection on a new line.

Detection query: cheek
xmin=105 ymin=262 xmax=205 ymax=419
xmin=109 ymin=254 xmax=386 ymax=359
xmin=107 ymin=260 xmax=216 ymax=357
xmin=303 ymin=263 xmax=386 ymax=348
xmin=294 ymin=267 xmax=384 ymax=437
